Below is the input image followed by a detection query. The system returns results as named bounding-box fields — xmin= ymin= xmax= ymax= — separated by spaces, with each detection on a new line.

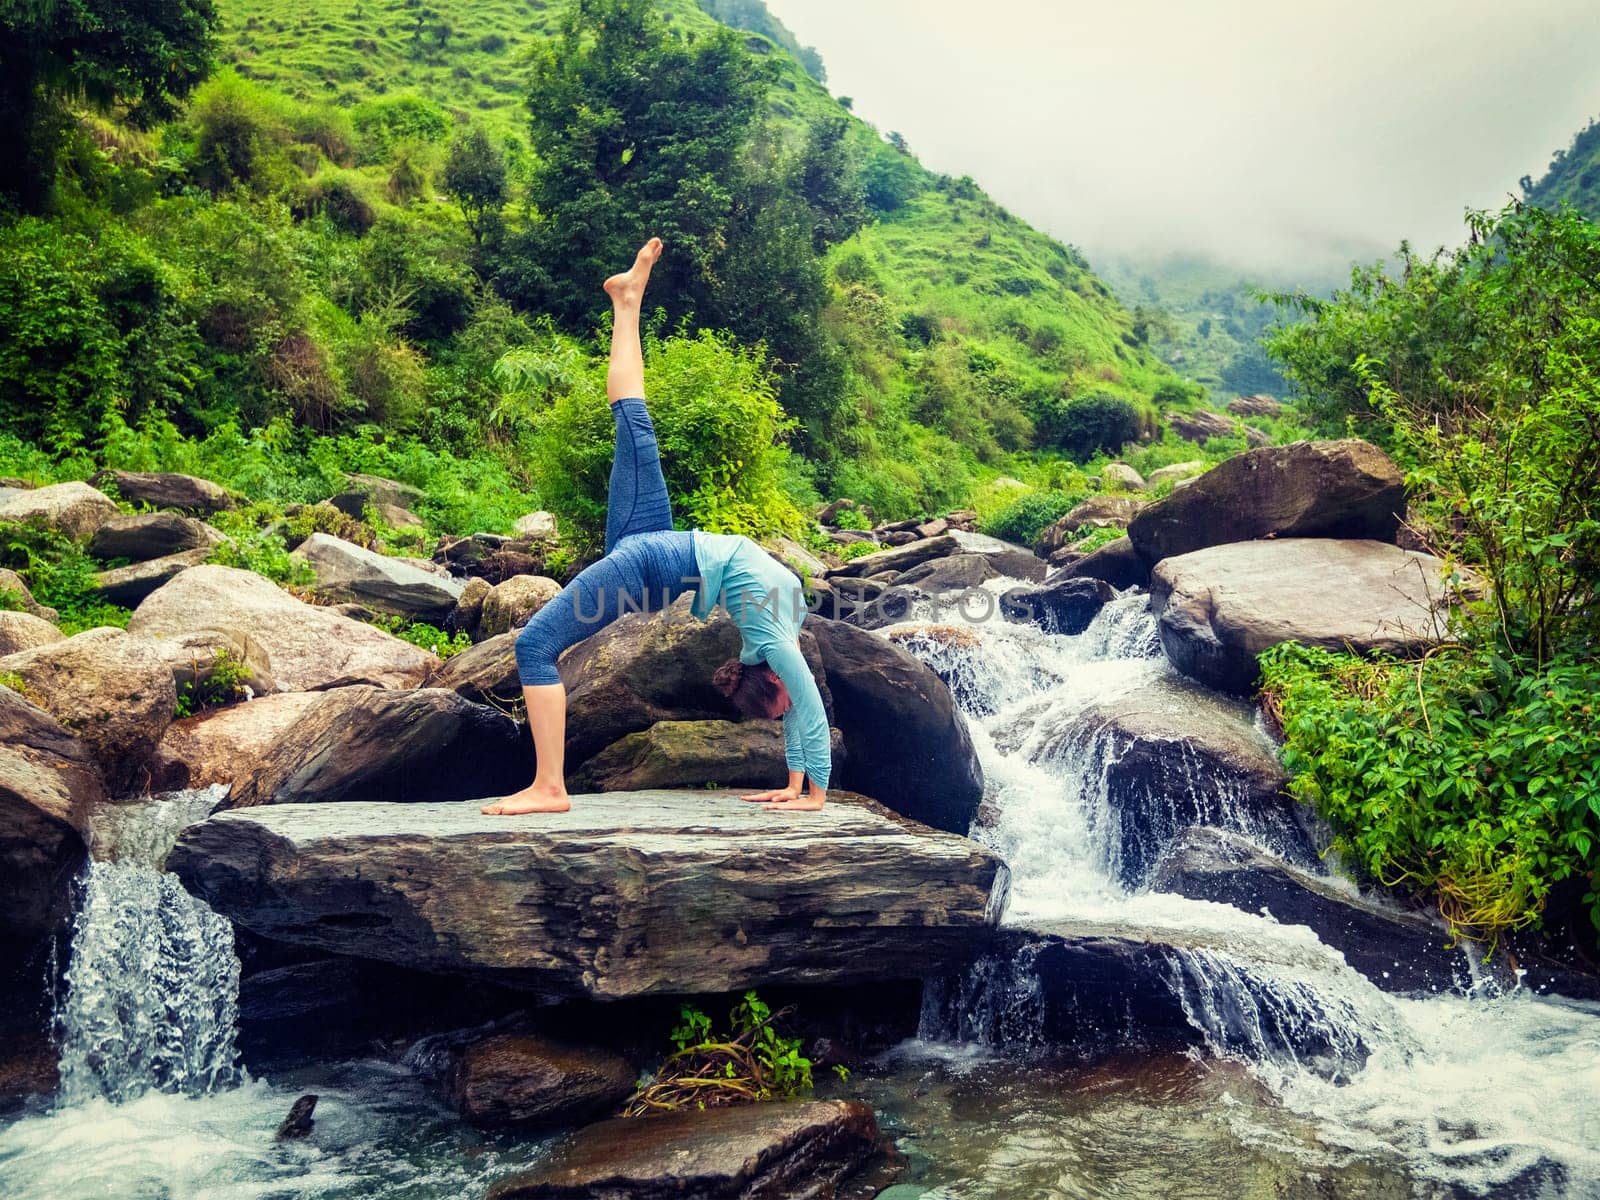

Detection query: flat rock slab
xmin=167 ymin=791 xmax=1009 ymax=1000
xmin=488 ymin=1100 xmax=879 ymax=1200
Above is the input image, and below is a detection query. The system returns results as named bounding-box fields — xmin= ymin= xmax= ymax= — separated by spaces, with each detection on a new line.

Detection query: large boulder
xmin=1056 ymin=536 xmax=1149 ymax=590
xmin=1150 ymin=539 xmax=1464 ymax=694
xmin=91 ymin=548 xmax=212 ymax=607
xmin=1127 ymin=439 xmax=1405 ymax=565
xmin=1002 ymin=576 xmax=1116 ymax=635
xmin=1146 ymin=461 xmax=1207 ymax=489
xmin=1100 ymin=463 xmax=1146 ymax=491
xmin=1167 ymin=408 xmax=1237 ymax=443
xmin=0 ymin=687 xmax=101 ymax=944
xmin=512 ymin=511 xmax=557 ymax=540
xmin=87 ymin=512 xmax=222 ymax=563
xmin=571 ymin=719 xmax=846 ymax=793
xmin=894 ymin=552 xmax=998 ymax=594
xmin=1006 ymin=673 xmax=1308 ymax=885
xmin=427 ymin=630 xmax=523 ymax=708
xmin=486 ymin=1101 xmax=880 ymax=1200
xmin=326 ymin=472 xmax=424 ymax=519
xmin=129 ymin=565 xmax=437 ymax=691
xmin=1035 ymin=496 xmax=1144 ymax=556
xmin=556 ymin=600 xmax=829 ymax=768
xmin=478 ymin=574 xmax=563 ymax=638
xmin=807 ymin=619 xmax=983 ymax=836
xmin=1228 ymin=394 xmax=1283 ymax=418
xmin=149 ymin=692 xmax=323 ymax=792
xmin=167 ymin=791 xmax=1009 ymax=998
xmin=90 ymin=470 xmax=236 ymax=515
xmin=449 ymin=1033 xmax=636 ymax=1129
xmin=826 ymin=534 xmax=960 ymax=579
xmin=0 ymin=611 xmax=64 ymax=657
xmin=0 ymin=481 xmax=120 ymax=542
xmin=147 ymin=628 xmax=277 ymax=702
xmin=227 ymin=686 xmax=527 ymax=807
xmin=291 ymin=533 xmax=464 ymax=622
xmin=0 ymin=628 xmax=176 ymax=793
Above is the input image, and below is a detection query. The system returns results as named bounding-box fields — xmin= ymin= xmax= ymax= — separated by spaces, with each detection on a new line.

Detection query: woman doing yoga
xmin=480 ymin=238 xmax=831 ymax=816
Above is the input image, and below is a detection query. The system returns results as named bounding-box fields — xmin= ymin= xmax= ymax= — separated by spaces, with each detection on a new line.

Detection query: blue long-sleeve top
xmin=690 ymin=531 xmax=831 ymax=789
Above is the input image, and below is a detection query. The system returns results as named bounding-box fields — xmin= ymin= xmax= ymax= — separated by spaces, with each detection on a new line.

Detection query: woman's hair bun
xmin=711 ymin=659 xmax=744 ymax=697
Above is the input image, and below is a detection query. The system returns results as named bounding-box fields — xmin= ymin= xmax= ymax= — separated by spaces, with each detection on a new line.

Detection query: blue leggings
xmin=514 ymin=398 xmax=699 ymax=685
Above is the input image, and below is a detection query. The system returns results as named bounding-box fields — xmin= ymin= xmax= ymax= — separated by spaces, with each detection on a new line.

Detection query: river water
xmin=1 ymin=583 xmax=1597 ymax=1198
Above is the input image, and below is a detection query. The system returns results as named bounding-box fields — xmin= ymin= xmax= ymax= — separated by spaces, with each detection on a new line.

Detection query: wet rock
xmin=292 ymin=532 xmax=464 ymax=622
xmin=327 ymin=473 xmax=423 ymax=518
xmin=808 ymin=619 xmax=984 ymax=836
xmin=1127 ymin=439 xmax=1405 ymax=565
xmin=0 ymin=628 xmax=176 ymax=793
xmin=1152 ymin=828 xmax=1473 ymax=994
xmin=1055 ymin=536 xmax=1150 ymax=590
xmin=1013 ymin=674 xmax=1308 ymax=885
xmin=1228 ymin=395 xmax=1283 ymax=418
xmin=87 ymin=512 xmax=223 ymax=563
xmin=1101 ymin=463 xmax=1146 ymax=491
xmin=168 ymin=791 xmax=1008 ymax=998
xmin=90 ymin=469 xmax=237 ymax=515
xmin=91 ymin=548 xmax=212 ymax=606
xmin=1146 ymin=461 xmax=1208 ymax=489
xmin=826 ymin=535 xmax=961 ymax=579
xmin=227 ymin=686 xmax=527 ymax=807
xmin=1003 ymin=576 xmax=1116 ymax=636
xmin=0 ymin=569 xmax=57 ymax=622
xmin=0 ymin=611 xmax=64 ymax=657
xmin=1150 ymin=539 xmax=1466 ymax=694
xmin=487 ymin=1100 xmax=880 ymax=1199
xmin=150 ymin=692 xmax=323 ymax=792
xmin=129 ymin=565 xmax=437 ymax=691
xmin=478 ymin=575 xmax=563 ymax=638
xmin=895 ymin=552 xmax=998 ymax=594
xmin=0 ymin=687 xmax=100 ymax=944
xmin=0 ymin=481 xmax=121 ymax=542
xmin=276 ymin=1094 xmax=318 ymax=1139
xmin=0 ymin=1032 xmax=59 ymax=1114
xmin=571 ymin=719 xmax=846 ymax=793
xmin=1167 ymin=408 xmax=1237 ymax=444
xmin=451 ymin=1033 xmax=636 ymax=1128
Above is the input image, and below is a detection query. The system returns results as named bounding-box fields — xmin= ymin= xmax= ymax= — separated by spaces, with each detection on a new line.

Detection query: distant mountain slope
xmin=1522 ymin=116 xmax=1600 ymax=218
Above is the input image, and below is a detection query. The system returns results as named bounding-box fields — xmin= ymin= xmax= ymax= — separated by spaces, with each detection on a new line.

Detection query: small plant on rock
xmin=174 ymin=650 xmax=252 ymax=718
xmin=622 ymin=991 xmax=817 ymax=1116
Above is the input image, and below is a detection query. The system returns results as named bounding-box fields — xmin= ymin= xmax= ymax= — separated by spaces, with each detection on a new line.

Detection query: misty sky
xmin=764 ymin=0 xmax=1600 ymax=277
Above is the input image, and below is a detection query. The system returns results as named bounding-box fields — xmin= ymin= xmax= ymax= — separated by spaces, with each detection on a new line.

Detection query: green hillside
xmin=1522 ymin=115 xmax=1600 ymax=217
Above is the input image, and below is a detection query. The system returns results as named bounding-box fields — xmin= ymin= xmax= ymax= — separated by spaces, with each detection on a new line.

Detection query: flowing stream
xmin=1 ymin=578 xmax=1597 ymax=1198
xmin=878 ymin=582 xmax=1600 ymax=1198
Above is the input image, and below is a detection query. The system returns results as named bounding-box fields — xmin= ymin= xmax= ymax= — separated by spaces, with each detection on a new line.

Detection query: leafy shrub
xmin=174 ymin=650 xmax=252 ymax=718
xmin=1033 ymin=392 xmax=1143 ymax=459
xmin=1261 ymin=642 xmax=1600 ymax=941
xmin=980 ymin=487 xmax=1087 ymax=546
xmin=623 ymin=991 xmax=829 ymax=1116
xmin=373 ymin=616 xmax=472 ymax=658
xmin=208 ymin=505 xmax=317 ymax=586
xmin=0 ymin=522 xmax=131 ymax=634
xmin=836 ymin=539 xmax=878 ymax=562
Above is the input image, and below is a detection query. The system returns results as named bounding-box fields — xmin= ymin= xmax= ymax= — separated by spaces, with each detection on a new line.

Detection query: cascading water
xmin=55 ymin=789 xmax=242 ymax=1105
xmin=885 ymin=578 xmax=1600 ymax=1195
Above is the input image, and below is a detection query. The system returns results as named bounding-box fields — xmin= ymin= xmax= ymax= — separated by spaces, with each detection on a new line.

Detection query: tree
xmin=1 ymin=0 xmax=217 ymax=211
xmin=444 ymin=127 xmax=507 ymax=245
xmin=502 ymin=0 xmax=768 ymax=326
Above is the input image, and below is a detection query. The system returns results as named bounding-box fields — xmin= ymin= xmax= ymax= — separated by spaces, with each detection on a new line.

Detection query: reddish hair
xmin=712 ymin=659 xmax=788 ymax=718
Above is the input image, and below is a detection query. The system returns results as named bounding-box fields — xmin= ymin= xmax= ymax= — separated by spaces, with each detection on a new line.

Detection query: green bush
xmin=979 ymin=487 xmax=1087 ymax=546
xmin=0 ymin=522 xmax=131 ymax=634
xmin=1262 ymin=642 xmax=1600 ymax=941
xmin=374 ymin=616 xmax=472 ymax=658
xmin=531 ymin=330 xmax=805 ymax=553
xmin=1033 ymin=392 xmax=1143 ymax=459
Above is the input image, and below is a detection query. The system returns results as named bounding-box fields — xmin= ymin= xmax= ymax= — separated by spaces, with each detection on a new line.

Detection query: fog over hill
xmin=766 ymin=0 xmax=1600 ymax=275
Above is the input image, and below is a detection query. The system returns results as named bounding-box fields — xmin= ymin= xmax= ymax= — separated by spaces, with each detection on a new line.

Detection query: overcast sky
xmin=764 ymin=0 xmax=1600 ymax=277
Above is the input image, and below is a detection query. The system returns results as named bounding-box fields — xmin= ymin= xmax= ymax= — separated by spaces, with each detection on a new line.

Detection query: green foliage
xmin=1261 ymin=642 xmax=1600 ymax=940
xmin=835 ymin=539 xmax=879 ymax=563
xmin=443 ymin=126 xmax=507 ymax=246
xmin=625 ymin=990 xmax=816 ymax=1116
xmin=980 ymin=487 xmax=1088 ymax=547
xmin=532 ymin=330 xmax=804 ymax=552
xmin=1522 ymin=115 xmax=1600 ymax=219
xmin=0 ymin=522 xmax=131 ymax=635
xmin=1034 ymin=393 xmax=1144 ymax=459
xmin=174 ymin=650 xmax=251 ymax=718
xmin=1066 ymin=523 xmax=1126 ymax=554
xmin=1 ymin=0 xmax=217 ymax=211
xmin=208 ymin=506 xmax=315 ymax=585
xmin=0 ymin=589 xmax=25 ymax=613
xmin=373 ymin=616 xmax=472 ymax=658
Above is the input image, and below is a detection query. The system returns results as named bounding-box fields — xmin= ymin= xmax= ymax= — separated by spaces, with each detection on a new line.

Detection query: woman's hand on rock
xmin=740 ymin=787 xmax=800 ymax=804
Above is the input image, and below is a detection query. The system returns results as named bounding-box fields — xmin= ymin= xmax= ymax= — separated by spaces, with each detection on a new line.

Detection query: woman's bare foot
xmin=482 ymin=781 xmax=571 ymax=815
xmin=760 ymin=793 xmax=826 ymax=812
xmin=603 ymin=237 xmax=663 ymax=307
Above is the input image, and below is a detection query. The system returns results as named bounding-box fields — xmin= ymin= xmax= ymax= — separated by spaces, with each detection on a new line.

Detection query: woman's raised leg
xmin=602 ymin=237 xmax=661 ymax=403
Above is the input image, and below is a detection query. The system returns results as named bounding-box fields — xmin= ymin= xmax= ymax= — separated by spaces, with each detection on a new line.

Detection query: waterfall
xmin=883 ymin=578 xmax=1600 ymax=1194
xmin=53 ymin=788 xmax=242 ymax=1105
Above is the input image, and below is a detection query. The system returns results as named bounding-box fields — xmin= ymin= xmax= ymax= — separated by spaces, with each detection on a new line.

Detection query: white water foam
xmin=886 ymin=576 xmax=1600 ymax=1195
